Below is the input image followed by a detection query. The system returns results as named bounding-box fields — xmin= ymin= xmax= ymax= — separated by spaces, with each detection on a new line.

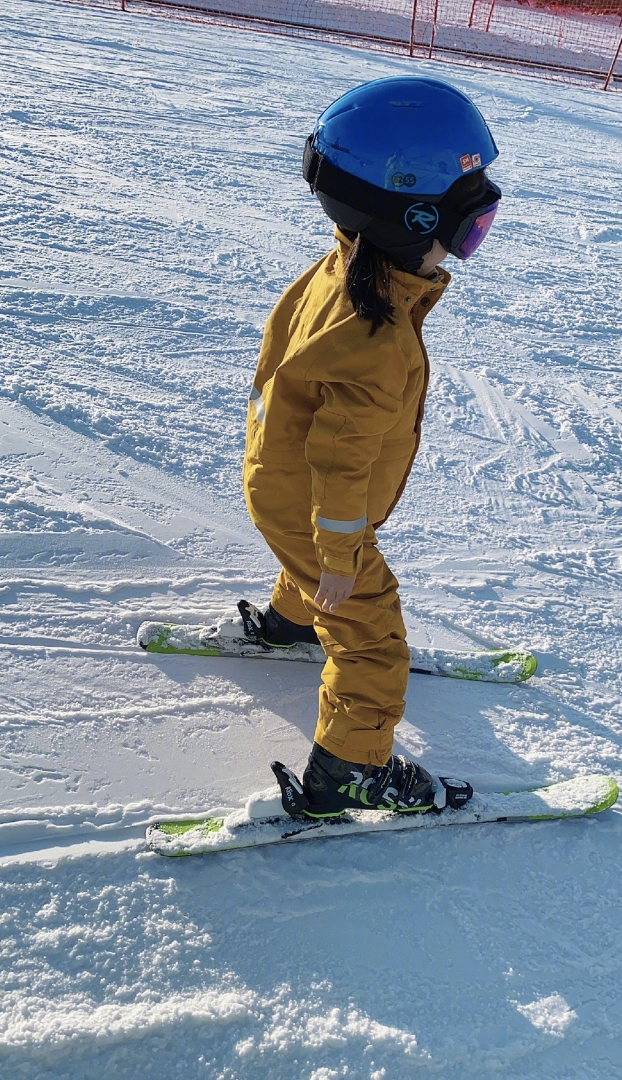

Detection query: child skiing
xmin=242 ymin=76 xmax=501 ymax=819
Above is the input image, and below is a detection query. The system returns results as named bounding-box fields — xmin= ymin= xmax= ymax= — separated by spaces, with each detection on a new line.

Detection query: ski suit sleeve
xmin=305 ymin=348 xmax=408 ymax=577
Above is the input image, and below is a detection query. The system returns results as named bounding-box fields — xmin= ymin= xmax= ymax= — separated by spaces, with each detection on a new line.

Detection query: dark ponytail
xmin=345 ymin=235 xmax=395 ymax=337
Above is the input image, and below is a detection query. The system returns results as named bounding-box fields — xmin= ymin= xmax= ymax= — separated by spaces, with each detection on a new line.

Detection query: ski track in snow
xmin=1 ymin=2 xmax=622 ymax=1077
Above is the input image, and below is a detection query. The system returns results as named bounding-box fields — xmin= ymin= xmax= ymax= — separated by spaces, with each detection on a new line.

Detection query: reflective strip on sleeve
xmin=316 ymin=514 xmax=367 ymax=534
xmin=249 ymin=385 xmax=266 ymax=424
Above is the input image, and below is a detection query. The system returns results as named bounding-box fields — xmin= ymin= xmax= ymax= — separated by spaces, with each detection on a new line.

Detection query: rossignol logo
xmin=404 ymin=203 xmax=439 ymax=235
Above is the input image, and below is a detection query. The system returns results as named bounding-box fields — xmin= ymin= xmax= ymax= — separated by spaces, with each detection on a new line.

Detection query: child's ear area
xmin=415 ymin=240 xmax=449 ymax=278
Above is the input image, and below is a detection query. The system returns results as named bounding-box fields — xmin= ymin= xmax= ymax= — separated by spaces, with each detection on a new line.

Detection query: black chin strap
xmin=381 ymin=245 xmax=427 ymax=274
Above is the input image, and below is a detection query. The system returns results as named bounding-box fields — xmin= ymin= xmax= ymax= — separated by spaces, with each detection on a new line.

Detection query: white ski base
xmin=146 ymin=775 xmax=618 ymax=857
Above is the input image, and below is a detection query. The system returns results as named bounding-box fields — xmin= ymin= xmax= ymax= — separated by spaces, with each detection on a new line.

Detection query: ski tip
xmin=135 ymin=621 xmax=220 ymax=656
xmin=526 ymin=775 xmax=619 ymax=820
xmin=490 ymin=650 xmax=537 ymax=681
xmin=410 ymin=647 xmax=539 ymax=684
xmin=519 ymin=652 xmax=538 ymax=681
xmin=137 ymin=621 xmax=175 ymax=651
xmin=136 ymin=621 xmax=152 ymax=649
xmin=146 ymin=816 xmax=225 ymax=856
xmin=585 ymin=776 xmax=619 ymax=815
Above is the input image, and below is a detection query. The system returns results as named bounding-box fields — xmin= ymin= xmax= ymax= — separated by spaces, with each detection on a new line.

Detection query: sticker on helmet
xmin=472 ymin=153 xmax=482 ymax=167
xmin=460 ymin=154 xmax=473 ymax=172
xmin=392 ymin=172 xmax=417 ymax=189
xmin=404 ymin=203 xmax=439 ymax=235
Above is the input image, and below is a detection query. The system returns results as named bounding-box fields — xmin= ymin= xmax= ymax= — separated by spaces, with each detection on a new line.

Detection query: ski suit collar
xmin=334 ymin=227 xmax=450 ymax=314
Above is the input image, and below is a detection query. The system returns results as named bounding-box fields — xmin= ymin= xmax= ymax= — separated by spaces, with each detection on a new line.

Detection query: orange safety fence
xmin=46 ymin=0 xmax=622 ymax=88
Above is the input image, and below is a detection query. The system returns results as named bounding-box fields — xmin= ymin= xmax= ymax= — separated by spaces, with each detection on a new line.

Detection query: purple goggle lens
xmin=457 ymin=200 xmax=499 ymax=260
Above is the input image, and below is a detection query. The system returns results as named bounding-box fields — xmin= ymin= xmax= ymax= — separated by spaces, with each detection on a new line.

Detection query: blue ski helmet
xmin=303 ymin=76 xmax=500 ymax=270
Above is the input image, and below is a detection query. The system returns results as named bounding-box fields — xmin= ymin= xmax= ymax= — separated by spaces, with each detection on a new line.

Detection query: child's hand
xmin=314 ymin=572 xmax=356 ymax=614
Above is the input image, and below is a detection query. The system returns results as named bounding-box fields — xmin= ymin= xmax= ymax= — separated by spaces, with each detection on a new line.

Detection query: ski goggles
xmin=441 ymin=180 xmax=501 ymax=261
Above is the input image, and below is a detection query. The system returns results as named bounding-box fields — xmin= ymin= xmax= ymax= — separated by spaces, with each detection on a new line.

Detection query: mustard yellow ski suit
xmin=244 ymin=230 xmax=449 ymax=766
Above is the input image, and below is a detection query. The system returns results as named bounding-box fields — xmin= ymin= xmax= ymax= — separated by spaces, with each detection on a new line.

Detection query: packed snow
xmin=1 ymin=1 xmax=621 ymax=1077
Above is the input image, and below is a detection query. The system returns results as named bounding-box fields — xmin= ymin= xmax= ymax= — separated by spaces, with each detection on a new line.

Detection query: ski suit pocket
xmin=367 ymin=438 xmax=417 ymax=525
xmin=305 ymin=409 xmax=347 ymax=500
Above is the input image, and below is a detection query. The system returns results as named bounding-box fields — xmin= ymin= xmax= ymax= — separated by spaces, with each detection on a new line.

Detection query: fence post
xmin=121 ymin=0 xmax=126 ymax=10
xmin=485 ymin=0 xmax=496 ymax=33
xmin=604 ymin=30 xmax=622 ymax=90
xmin=409 ymin=0 xmax=418 ymax=57
xmin=429 ymin=0 xmax=439 ymax=58
xmin=468 ymin=0 xmax=478 ymax=29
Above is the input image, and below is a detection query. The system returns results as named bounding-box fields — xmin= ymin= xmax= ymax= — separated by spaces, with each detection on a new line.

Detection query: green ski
xmin=147 ymin=774 xmax=618 ymax=858
xmin=137 ymin=617 xmax=537 ymax=684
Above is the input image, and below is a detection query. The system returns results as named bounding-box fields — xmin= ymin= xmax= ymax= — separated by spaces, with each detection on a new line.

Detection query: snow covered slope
xmin=0 ymin=2 xmax=621 ymax=1077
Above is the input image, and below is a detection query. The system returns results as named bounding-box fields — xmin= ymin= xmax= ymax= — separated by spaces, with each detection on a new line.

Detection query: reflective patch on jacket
xmin=316 ymin=514 xmax=367 ymax=534
xmin=250 ymin=385 xmax=266 ymax=424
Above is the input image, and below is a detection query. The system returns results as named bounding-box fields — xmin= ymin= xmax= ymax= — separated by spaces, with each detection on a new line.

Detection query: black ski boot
xmin=238 ymin=599 xmax=320 ymax=648
xmin=271 ymin=744 xmax=473 ymax=819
